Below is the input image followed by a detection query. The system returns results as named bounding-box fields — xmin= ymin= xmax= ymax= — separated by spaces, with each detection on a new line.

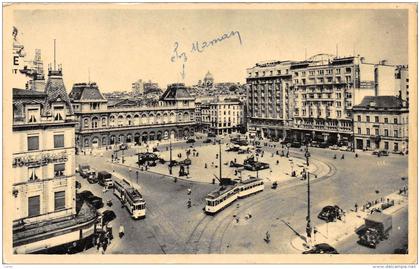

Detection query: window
xmin=394 ymin=130 xmax=398 ymax=137
xmin=83 ymin=118 xmax=89 ymax=128
xmin=336 ymin=101 xmax=342 ymax=108
xmin=336 ymin=111 xmax=342 ymax=118
xmin=384 ymin=142 xmax=389 ymax=150
xmin=54 ymin=134 xmax=65 ymax=148
xmin=394 ymin=118 xmax=398 ymax=124
xmin=384 ymin=129 xmax=389 ymax=136
xmin=375 ymin=116 xmax=379 ymax=123
xmin=54 ymin=163 xmax=65 ymax=177
xmin=27 ymin=136 xmax=39 ymax=151
xmin=375 ymin=128 xmax=379 ymax=135
xmin=384 ymin=117 xmax=388 ymax=123
xmin=357 ymin=128 xmax=361 ymax=134
xmin=53 ymin=105 xmax=64 ymax=121
xmin=102 ymin=118 xmax=107 ymax=127
xmin=366 ymin=140 xmax=371 ymax=148
xmin=394 ymin=143 xmax=399 ymax=151
xmin=336 ymin=93 xmax=341 ymax=99
xmin=28 ymin=166 xmax=40 ymax=181
xmin=27 ymin=108 xmax=40 ymax=123
xmin=28 ymin=195 xmax=40 ymax=217
xmin=357 ymin=115 xmax=361 ymax=122
xmin=366 ymin=116 xmax=370 ymax=122
xmin=336 ymin=68 xmax=341 ymax=74
xmin=54 ymin=191 xmax=65 ymax=211
xmin=366 ymin=128 xmax=370 ymax=135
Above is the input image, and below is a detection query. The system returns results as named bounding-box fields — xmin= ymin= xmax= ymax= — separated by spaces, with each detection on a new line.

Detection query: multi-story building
xmin=131 ymin=79 xmax=144 ymax=95
xmin=395 ymin=65 xmax=409 ymax=104
xmin=207 ymin=97 xmax=244 ymax=135
xmin=70 ymin=83 xmax=196 ymax=150
xmin=290 ymin=54 xmax=399 ymax=145
xmin=353 ymin=96 xmax=408 ymax=153
xmin=12 ymin=65 xmax=97 ymax=254
xmin=246 ymin=60 xmax=294 ymax=139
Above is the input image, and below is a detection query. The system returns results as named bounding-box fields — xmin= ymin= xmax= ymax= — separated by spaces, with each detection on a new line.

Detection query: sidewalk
xmin=291 ymin=190 xmax=408 ymax=252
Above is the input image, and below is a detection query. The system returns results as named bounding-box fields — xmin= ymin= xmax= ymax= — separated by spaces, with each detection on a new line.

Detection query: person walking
xmin=119 ymin=225 xmax=125 ymax=238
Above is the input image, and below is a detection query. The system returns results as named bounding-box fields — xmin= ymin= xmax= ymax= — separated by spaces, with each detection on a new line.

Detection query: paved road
xmin=335 ymin=206 xmax=408 ymax=254
xmin=76 ymin=138 xmax=409 ymax=254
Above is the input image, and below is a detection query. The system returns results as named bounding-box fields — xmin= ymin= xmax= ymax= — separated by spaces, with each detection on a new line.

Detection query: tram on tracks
xmin=113 ymin=176 xmax=146 ymax=219
xmin=204 ymin=177 xmax=264 ymax=215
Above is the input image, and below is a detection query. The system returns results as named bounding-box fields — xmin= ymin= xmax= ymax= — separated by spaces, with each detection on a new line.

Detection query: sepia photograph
xmin=2 ymin=2 xmax=417 ymax=264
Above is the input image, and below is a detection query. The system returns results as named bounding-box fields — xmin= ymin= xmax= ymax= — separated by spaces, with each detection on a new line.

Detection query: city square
xmin=75 ymin=136 xmax=408 ymax=254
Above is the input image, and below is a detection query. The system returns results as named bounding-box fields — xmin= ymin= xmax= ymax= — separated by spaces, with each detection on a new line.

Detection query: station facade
xmin=70 ymin=83 xmax=196 ymax=150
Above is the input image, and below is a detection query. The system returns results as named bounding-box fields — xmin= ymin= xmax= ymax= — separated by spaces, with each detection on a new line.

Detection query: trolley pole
xmin=219 ymin=139 xmax=222 ymax=180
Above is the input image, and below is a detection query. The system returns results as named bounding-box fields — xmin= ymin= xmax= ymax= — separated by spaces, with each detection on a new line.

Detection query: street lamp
xmin=169 ymin=139 xmax=173 ymax=175
xmin=306 ymin=170 xmax=318 ymax=245
xmin=305 ymin=146 xmax=310 ymax=167
xmin=136 ymin=170 xmax=139 ymax=185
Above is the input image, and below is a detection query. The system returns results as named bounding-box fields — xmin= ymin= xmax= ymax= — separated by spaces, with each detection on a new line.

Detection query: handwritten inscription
xmin=170 ymin=30 xmax=242 ymax=80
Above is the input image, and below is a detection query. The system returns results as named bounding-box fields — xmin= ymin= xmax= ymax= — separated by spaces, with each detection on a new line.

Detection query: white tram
xmin=204 ymin=177 xmax=264 ymax=214
xmin=204 ymin=185 xmax=239 ymax=214
xmin=113 ymin=177 xmax=146 ymax=219
xmin=237 ymin=177 xmax=264 ymax=198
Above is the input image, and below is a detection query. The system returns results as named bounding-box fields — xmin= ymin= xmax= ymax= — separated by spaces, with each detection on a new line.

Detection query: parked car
xmin=311 ymin=141 xmax=320 ymax=148
xmin=329 ymin=145 xmax=339 ymax=150
xmin=319 ymin=142 xmax=329 ymax=148
xmin=186 ymin=138 xmax=196 ymax=144
xmin=290 ymin=142 xmax=301 ymax=148
xmin=203 ymin=138 xmax=212 ymax=143
xmin=372 ymin=150 xmax=389 ymax=156
xmin=358 ymin=213 xmax=392 ymax=249
xmin=78 ymin=164 xmax=91 ymax=178
xmin=339 ymin=145 xmax=350 ymax=151
xmin=302 ymin=243 xmax=339 ymax=254
xmin=318 ymin=205 xmax=344 ymax=222
xmin=87 ymin=173 xmax=98 ymax=184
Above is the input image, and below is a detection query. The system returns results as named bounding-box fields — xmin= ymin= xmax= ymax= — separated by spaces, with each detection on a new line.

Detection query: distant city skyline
xmin=12 ymin=6 xmax=408 ymax=92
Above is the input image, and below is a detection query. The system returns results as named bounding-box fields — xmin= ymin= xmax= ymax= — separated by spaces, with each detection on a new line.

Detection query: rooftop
xmin=160 ymin=83 xmax=194 ymax=101
xmin=69 ymin=82 xmax=107 ymax=101
xmin=13 ymin=88 xmax=47 ymax=98
xmin=353 ymin=96 xmax=405 ymax=110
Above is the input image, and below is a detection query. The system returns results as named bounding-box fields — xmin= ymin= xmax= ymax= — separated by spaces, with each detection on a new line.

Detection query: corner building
xmin=12 ymin=67 xmax=97 ymax=254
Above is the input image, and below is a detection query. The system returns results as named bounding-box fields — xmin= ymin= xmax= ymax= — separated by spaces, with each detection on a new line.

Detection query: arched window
xmin=83 ymin=118 xmax=89 ymax=128
xmin=101 ymin=117 xmax=107 ymax=127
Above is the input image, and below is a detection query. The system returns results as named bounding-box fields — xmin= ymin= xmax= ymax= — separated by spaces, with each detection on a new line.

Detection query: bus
xmin=113 ymin=177 xmax=146 ymax=219
xmin=237 ymin=177 xmax=264 ymax=198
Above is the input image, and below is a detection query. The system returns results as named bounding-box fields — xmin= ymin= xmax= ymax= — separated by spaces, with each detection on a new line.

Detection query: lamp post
xmin=306 ymin=170 xmax=318 ymax=245
xmin=136 ymin=170 xmax=139 ymax=185
xmin=305 ymin=146 xmax=310 ymax=167
xmin=219 ymin=139 xmax=222 ymax=181
xmin=169 ymin=139 xmax=173 ymax=175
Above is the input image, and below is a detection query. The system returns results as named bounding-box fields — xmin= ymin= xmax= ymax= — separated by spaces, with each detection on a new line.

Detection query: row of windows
xmin=26 ymin=106 xmax=65 ymax=123
xmin=357 ymin=127 xmax=400 ymax=137
xmin=27 ymin=163 xmax=66 ymax=182
xmin=27 ymin=134 xmax=65 ymax=151
xmin=28 ymin=191 xmax=65 ymax=217
xmin=356 ymin=115 xmax=399 ymax=124
xmin=248 ymin=69 xmax=290 ymax=78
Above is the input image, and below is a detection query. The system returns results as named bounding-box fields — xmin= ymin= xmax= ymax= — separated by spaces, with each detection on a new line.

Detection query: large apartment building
xmin=246 ymin=60 xmax=294 ymax=139
xmin=246 ymin=54 xmax=403 ymax=146
xmin=12 ymin=66 xmax=97 ymax=254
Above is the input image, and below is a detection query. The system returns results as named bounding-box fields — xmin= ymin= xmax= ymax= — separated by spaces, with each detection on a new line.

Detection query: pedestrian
xmin=355 ymin=203 xmax=358 ymax=212
xmin=276 ymin=160 xmax=279 ymax=165
xmin=187 ymin=188 xmax=192 ymax=195
xmin=341 ymin=154 xmax=344 ymax=160
xmin=355 ymin=153 xmax=358 ymax=158
xmin=119 ymin=225 xmax=125 ymax=238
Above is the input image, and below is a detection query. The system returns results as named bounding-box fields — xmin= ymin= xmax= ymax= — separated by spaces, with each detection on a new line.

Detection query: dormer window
xmin=53 ymin=105 xmax=64 ymax=121
xmin=27 ymin=108 xmax=40 ymax=123
xmin=369 ymin=101 xmax=376 ymax=107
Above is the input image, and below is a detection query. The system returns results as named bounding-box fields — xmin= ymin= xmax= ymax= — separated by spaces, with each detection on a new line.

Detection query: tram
xmin=204 ymin=185 xmax=239 ymax=215
xmin=204 ymin=177 xmax=264 ymax=214
xmin=113 ymin=176 xmax=146 ymax=219
xmin=237 ymin=177 xmax=264 ymax=198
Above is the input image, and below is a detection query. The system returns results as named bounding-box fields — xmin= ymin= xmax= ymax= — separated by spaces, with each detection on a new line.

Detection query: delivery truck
xmin=358 ymin=213 xmax=392 ymax=248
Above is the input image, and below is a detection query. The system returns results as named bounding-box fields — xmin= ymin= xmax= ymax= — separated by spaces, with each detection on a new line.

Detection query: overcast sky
xmin=12 ymin=6 xmax=408 ymax=92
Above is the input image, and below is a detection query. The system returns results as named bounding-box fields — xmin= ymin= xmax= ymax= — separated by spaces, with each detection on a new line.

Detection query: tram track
xmin=206 ymin=156 xmax=337 ymax=253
